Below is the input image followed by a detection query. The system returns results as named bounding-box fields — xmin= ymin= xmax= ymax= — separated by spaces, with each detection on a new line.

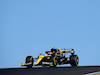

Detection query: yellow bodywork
xmin=22 ymin=62 xmax=25 ymax=66
xmin=34 ymin=54 xmax=51 ymax=65
xmin=21 ymin=48 xmax=79 ymax=67
xmin=58 ymin=48 xmax=63 ymax=55
xmin=22 ymin=48 xmax=64 ymax=66
xmin=34 ymin=49 xmax=63 ymax=66
xmin=30 ymin=56 xmax=33 ymax=62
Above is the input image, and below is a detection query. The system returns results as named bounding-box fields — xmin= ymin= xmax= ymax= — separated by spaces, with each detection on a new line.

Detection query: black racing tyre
xmin=53 ymin=56 xmax=58 ymax=67
xmin=49 ymin=55 xmax=57 ymax=67
xmin=26 ymin=56 xmax=34 ymax=68
xmin=70 ymin=55 xmax=79 ymax=66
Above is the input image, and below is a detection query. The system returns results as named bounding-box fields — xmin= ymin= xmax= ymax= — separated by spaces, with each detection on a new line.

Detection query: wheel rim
xmin=75 ymin=56 xmax=79 ymax=65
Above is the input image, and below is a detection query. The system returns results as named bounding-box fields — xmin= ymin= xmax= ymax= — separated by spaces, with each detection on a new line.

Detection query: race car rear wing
xmin=60 ymin=49 xmax=74 ymax=54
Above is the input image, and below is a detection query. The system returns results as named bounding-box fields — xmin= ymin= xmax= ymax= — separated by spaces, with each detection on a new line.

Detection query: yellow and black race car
xmin=21 ymin=47 xmax=79 ymax=68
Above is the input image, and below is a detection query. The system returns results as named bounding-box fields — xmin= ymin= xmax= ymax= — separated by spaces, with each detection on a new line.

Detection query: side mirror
xmin=45 ymin=51 xmax=49 ymax=54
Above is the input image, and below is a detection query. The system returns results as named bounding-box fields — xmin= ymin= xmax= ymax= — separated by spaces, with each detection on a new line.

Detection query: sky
xmin=0 ymin=0 xmax=100 ymax=68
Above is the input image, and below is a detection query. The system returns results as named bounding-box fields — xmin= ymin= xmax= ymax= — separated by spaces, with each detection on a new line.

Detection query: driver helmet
xmin=49 ymin=52 xmax=54 ymax=54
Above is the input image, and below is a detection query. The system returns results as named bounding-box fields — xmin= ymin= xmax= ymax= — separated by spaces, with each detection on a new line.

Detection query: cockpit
xmin=45 ymin=49 xmax=58 ymax=55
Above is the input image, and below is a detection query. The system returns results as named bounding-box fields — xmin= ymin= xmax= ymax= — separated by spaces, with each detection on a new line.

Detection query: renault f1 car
xmin=21 ymin=47 xmax=79 ymax=68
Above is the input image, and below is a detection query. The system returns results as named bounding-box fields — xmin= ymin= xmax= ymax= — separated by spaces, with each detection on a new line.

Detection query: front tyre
xmin=50 ymin=55 xmax=57 ymax=67
xmin=70 ymin=55 xmax=79 ymax=66
xmin=26 ymin=56 xmax=34 ymax=68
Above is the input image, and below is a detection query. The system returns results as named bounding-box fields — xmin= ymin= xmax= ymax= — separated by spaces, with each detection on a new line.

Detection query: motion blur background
xmin=0 ymin=0 xmax=100 ymax=68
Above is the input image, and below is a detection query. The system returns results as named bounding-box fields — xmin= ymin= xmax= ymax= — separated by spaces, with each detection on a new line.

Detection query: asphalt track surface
xmin=0 ymin=66 xmax=100 ymax=75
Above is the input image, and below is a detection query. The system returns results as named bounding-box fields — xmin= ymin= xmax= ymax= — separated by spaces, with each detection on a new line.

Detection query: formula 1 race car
xmin=21 ymin=47 xmax=79 ymax=68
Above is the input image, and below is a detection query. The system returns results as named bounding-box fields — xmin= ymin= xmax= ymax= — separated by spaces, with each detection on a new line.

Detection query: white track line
xmin=85 ymin=71 xmax=100 ymax=75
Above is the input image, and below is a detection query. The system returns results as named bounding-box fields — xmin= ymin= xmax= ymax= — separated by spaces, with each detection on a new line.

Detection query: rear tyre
xmin=26 ymin=56 xmax=34 ymax=68
xmin=70 ymin=55 xmax=79 ymax=67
